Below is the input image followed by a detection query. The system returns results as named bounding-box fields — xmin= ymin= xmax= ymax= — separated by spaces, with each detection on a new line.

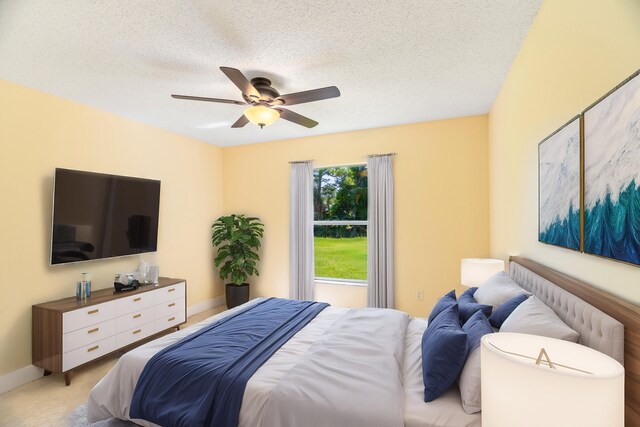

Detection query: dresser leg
xmin=176 ymin=325 xmax=180 ymax=331
xmin=64 ymin=372 xmax=71 ymax=386
xmin=43 ymin=370 xmax=52 ymax=377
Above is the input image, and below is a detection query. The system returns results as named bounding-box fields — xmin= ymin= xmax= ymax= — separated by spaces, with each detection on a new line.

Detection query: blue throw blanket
xmin=129 ymin=298 xmax=329 ymax=427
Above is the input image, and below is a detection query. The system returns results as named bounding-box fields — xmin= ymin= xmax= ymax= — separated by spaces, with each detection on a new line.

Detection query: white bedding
xmin=403 ymin=318 xmax=481 ymax=427
xmin=88 ymin=299 xmax=479 ymax=427
xmin=256 ymin=308 xmax=408 ymax=427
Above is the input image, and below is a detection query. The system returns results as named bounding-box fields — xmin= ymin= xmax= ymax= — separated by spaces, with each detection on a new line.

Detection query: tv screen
xmin=51 ymin=168 xmax=161 ymax=265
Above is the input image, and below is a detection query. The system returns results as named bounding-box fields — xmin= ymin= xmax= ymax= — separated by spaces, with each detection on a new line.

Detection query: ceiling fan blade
xmin=220 ymin=67 xmax=261 ymax=100
xmin=171 ymin=94 xmax=245 ymax=106
xmin=274 ymin=86 xmax=340 ymax=106
xmin=276 ymin=108 xmax=318 ymax=128
xmin=231 ymin=114 xmax=249 ymax=128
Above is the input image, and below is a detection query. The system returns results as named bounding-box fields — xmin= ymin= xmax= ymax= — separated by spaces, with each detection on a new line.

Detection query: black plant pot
xmin=226 ymin=283 xmax=250 ymax=309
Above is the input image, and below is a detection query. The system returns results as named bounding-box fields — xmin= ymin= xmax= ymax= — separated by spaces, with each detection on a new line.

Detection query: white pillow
xmin=473 ymin=271 xmax=529 ymax=310
xmin=458 ymin=347 xmax=482 ymax=413
xmin=500 ymin=296 xmax=580 ymax=342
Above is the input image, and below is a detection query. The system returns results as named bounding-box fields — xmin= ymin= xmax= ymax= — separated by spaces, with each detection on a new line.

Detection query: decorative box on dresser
xmin=32 ymin=277 xmax=186 ymax=385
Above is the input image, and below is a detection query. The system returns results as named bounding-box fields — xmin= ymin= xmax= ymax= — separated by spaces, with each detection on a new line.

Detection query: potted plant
xmin=211 ymin=214 xmax=264 ymax=308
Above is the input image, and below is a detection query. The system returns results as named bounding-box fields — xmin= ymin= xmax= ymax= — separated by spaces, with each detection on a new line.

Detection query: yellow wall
xmin=0 ymin=80 xmax=224 ymax=374
xmin=489 ymin=0 xmax=640 ymax=304
xmin=223 ymin=116 xmax=490 ymax=317
xmin=315 ymin=283 xmax=367 ymax=308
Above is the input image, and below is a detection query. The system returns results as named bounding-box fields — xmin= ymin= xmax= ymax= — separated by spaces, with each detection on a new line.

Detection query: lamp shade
xmin=244 ymin=105 xmax=280 ymax=128
xmin=460 ymin=258 xmax=504 ymax=287
xmin=481 ymin=332 xmax=624 ymax=427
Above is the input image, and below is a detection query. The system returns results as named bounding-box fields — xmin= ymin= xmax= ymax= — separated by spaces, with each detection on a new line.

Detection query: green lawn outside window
xmin=314 ymin=236 xmax=367 ymax=281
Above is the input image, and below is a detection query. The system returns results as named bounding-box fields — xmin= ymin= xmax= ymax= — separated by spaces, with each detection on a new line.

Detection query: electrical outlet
xmin=416 ymin=290 xmax=424 ymax=301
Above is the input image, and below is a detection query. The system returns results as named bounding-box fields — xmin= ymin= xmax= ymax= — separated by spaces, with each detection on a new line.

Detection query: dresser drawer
xmin=156 ymin=311 xmax=186 ymax=333
xmin=116 ymin=291 xmax=156 ymax=316
xmin=116 ymin=322 xmax=156 ymax=348
xmin=116 ymin=306 xmax=155 ymax=333
xmin=156 ymin=297 xmax=185 ymax=319
xmin=155 ymin=282 xmax=185 ymax=304
xmin=62 ymin=319 xmax=116 ymax=353
xmin=62 ymin=301 xmax=116 ymax=334
xmin=62 ymin=335 xmax=117 ymax=371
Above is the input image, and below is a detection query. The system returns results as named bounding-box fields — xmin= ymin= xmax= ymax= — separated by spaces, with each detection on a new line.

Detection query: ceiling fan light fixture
xmin=244 ymin=105 xmax=280 ymax=128
xmin=172 ymin=67 xmax=340 ymax=129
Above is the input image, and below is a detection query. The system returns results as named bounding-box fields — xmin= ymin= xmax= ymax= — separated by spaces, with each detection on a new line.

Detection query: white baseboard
xmin=187 ymin=295 xmax=225 ymax=318
xmin=0 ymin=365 xmax=44 ymax=395
xmin=0 ymin=297 xmax=225 ymax=395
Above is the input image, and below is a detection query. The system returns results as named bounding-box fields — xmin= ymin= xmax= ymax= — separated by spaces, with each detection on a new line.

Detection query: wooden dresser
xmin=32 ymin=277 xmax=186 ymax=385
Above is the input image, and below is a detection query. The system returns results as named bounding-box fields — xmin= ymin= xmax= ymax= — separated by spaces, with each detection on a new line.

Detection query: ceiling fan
xmin=171 ymin=67 xmax=341 ymax=129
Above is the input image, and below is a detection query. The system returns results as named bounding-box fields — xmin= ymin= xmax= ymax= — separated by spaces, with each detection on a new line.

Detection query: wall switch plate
xmin=416 ymin=290 xmax=424 ymax=301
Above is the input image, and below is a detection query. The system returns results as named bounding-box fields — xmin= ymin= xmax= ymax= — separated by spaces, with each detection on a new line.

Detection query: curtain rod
xmin=289 ymin=153 xmax=396 ymax=164
xmin=367 ymin=152 xmax=397 ymax=158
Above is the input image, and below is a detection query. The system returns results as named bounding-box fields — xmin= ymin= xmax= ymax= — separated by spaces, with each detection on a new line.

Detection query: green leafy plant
xmin=211 ymin=214 xmax=264 ymax=285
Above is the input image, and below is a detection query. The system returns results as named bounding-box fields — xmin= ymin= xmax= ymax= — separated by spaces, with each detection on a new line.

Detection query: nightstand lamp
xmin=481 ymin=332 xmax=624 ymax=427
xmin=460 ymin=258 xmax=505 ymax=287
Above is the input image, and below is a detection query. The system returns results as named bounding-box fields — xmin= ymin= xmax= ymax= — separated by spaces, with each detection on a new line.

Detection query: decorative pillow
xmin=500 ymin=296 xmax=580 ymax=342
xmin=488 ymin=293 xmax=530 ymax=328
xmin=473 ymin=271 xmax=529 ymax=310
xmin=458 ymin=287 xmax=492 ymax=325
xmin=422 ymin=304 xmax=469 ymax=402
xmin=458 ymin=311 xmax=494 ymax=414
xmin=428 ymin=290 xmax=456 ymax=324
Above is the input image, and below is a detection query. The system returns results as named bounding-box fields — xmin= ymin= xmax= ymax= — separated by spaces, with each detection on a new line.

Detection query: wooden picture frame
xmin=583 ymin=69 xmax=640 ymax=265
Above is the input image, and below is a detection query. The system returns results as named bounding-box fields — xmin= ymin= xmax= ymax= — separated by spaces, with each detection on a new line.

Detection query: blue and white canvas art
xmin=538 ymin=117 xmax=581 ymax=250
xmin=584 ymin=71 xmax=640 ymax=265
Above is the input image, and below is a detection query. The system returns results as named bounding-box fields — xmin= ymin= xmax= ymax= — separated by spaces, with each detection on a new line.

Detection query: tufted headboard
xmin=509 ymin=256 xmax=640 ymax=426
xmin=509 ymin=260 xmax=624 ymax=363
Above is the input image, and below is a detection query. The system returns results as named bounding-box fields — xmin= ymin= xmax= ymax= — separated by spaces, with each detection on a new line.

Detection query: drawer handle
xmin=168 ymin=303 xmax=176 ymax=307
xmin=168 ymin=316 xmax=176 ymax=322
xmin=133 ymin=329 xmax=142 ymax=335
xmin=87 ymin=345 xmax=99 ymax=352
xmin=168 ymin=288 xmax=176 ymax=293
xmin=133 ymin=314 xmax=142 ymax=319
xmin=87 ymin=309 xmax=99 ymax=315
xmin=87 ymin=327 xmax=99 ymax=334
xmin=133 ymin=297 xmax=142 ymax=302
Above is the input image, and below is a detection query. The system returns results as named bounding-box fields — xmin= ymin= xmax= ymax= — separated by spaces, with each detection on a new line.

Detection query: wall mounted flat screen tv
xmin=51 ymin=168 xmax=161 ymax=265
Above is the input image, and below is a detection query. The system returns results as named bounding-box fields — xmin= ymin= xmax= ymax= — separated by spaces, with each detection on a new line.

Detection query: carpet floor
xmin=68 ymin=404 xmax=135 ymax=427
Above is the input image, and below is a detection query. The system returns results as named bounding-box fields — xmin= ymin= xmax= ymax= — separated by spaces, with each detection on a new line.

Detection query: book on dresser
xmin=32 ymin=277 xmax=187 ymax=385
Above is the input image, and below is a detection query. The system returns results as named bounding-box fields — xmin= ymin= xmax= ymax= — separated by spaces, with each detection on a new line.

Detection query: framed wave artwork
xmin=583 ymin=70 xmax=640 ymax=265
xmin=538 ymin=116 xmax=581 ymax=251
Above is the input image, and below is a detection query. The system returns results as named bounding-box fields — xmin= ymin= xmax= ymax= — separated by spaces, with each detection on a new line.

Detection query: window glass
xmin=314 ymin=166 xmax=367 ymax=221
xmin=313 ymin=166 xmax=367 ymax=282
xmin=314 ymin=226 xmax=367 ymax=280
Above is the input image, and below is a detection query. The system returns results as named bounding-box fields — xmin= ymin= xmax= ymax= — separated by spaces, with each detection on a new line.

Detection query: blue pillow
xmin=422 ymin=304 xmax=469 ymax=402
xmin=428 ymin=290 xmax=456 ymax=324
xmin=458 ymin=287 xmax=492 ymax=325
xmin=462 ymin=310 xmax=494 ymax=351
xmin=489 ymin=293 xmax=529 ymax=328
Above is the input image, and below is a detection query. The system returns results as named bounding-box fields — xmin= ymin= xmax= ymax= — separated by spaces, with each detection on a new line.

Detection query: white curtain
xmin=290 ymin=161 xmax=315 ymax=300
xmin=367 ymin=155 xmax=394 ymax=308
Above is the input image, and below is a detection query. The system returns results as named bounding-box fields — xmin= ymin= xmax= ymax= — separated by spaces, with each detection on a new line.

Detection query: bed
xmin=87 ymin=257 xmax=635 ymax=426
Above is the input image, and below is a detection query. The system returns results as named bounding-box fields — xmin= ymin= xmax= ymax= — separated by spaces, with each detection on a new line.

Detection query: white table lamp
xmin=460 ymin=258 xmax=504 ymax=287
xmin=481 ymin=332 xmax=624 ymax=427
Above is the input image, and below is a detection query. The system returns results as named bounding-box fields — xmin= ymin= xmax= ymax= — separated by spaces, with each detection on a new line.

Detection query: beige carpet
xmin=0 ymin=306 xmax=225 ymax=427
xmin=68 ymin=403 xmax=135 ymax=426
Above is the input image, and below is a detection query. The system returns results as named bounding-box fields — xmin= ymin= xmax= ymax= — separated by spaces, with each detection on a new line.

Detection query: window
xmin=313 ymin=165 xmax=367 ymax=283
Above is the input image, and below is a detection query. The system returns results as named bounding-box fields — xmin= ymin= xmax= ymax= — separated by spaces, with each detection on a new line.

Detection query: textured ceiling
xmin=0 ymin=1 xmax=541 ymax=147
